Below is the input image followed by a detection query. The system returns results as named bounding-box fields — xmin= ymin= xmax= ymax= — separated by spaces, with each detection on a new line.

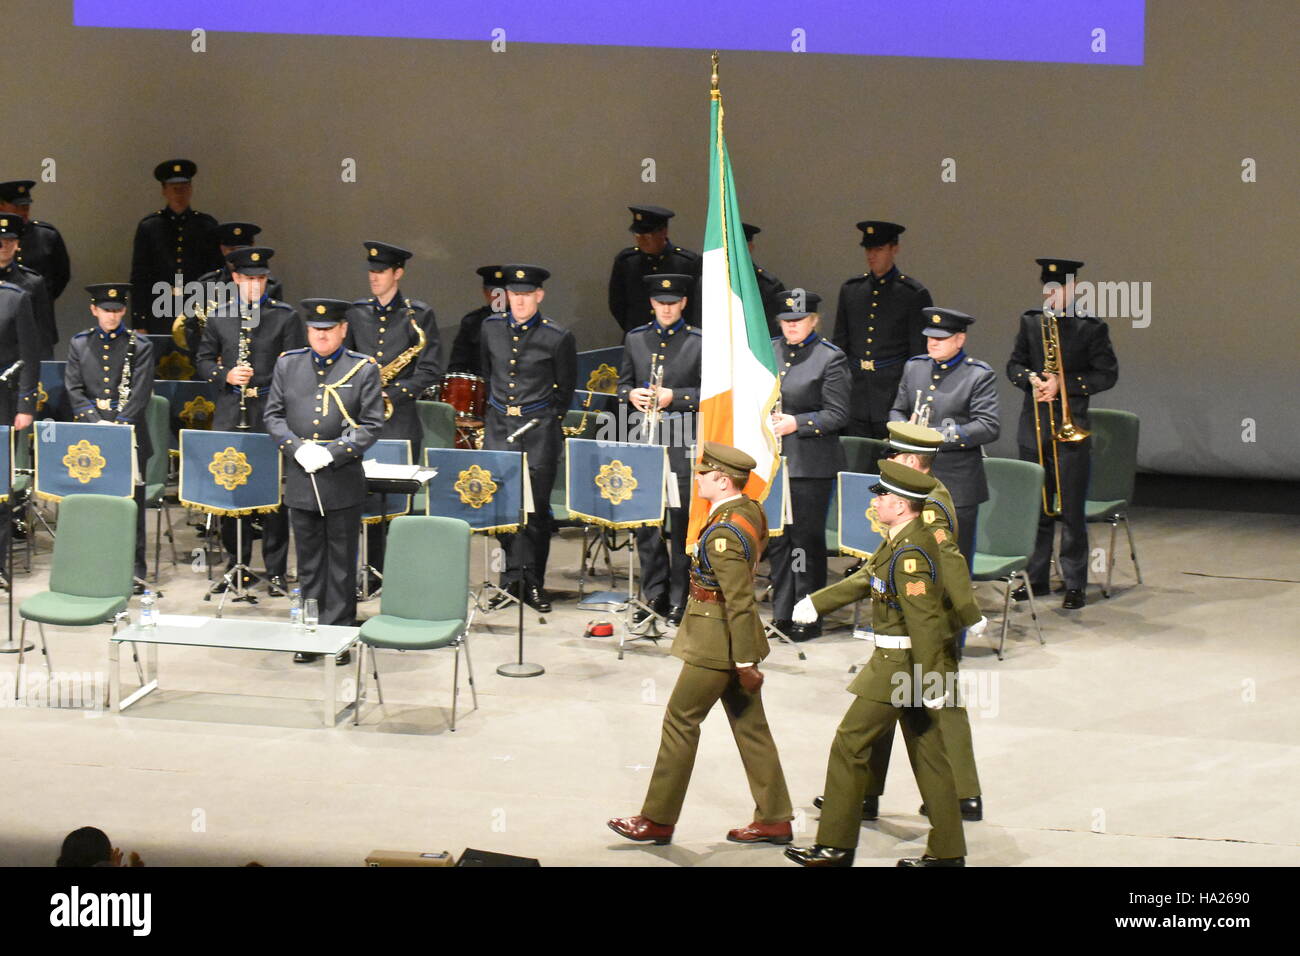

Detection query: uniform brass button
xmin=313 ymin=419 xmax=320 ymax=424
xmin=928 ymin=385 xmax=936 ymax=391
xmin=867 ymin=338 xmax=873 ymax=343
xmin=933 ymin=375 xmax=940 ymax=380
xmin=377 ymin=351 xmax=384 ymax=357
xmin=103 ymin=377 xmax=109 ymax=383
xmin=510 ymin=360 xmax=516 ymax=365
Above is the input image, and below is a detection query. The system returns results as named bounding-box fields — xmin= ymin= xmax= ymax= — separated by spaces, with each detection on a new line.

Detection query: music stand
xmin=361 ymin=455 xmax=435 ymax=600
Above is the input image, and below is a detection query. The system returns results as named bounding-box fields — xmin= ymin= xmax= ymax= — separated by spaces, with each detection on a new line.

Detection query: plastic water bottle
xmin=139 ymin=589 xmax=156 ymax=630
xmin=289 ymin=587 xmax=303 ymax=629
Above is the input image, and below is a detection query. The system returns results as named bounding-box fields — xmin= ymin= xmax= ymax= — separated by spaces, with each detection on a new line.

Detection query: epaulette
xmin=905 ymin=354 xmax=929 ymax=364
xmin=673 ymin=246 xmax=701 ymax=260
xmin=819 ymin=338 xmax=842 ymax=352
xmin=897 ymin=273 xmax=927 ymax=292
xmin=628 ymin=323 xmax=654 ymax=334
xmin=963 ymin=356 xmax=993 ymax=370
xmin=72 ymin=328 xmax=92 ymax=339
xmin=0 ymin=281 xmax=21 ymax=294
xmin=685 ymin=325 xmax=702 ymax=336
xmin=483 ymin=312 xmax=508 ymax=323
xmin=843 ymin=273 xmax=872 ymax=285
xmin=617 ymin=246 xmax=640 ymax=257
xmin=14 ymin=264 xmax=41 ymax=278
xmin=280 ymin=347 xmax=310 ymax=356
xmin=351 ymin=297 xmax=371 ymax=306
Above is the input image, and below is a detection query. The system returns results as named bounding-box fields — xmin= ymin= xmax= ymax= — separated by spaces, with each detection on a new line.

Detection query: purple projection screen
xmin=74 ymin=1 xmax=1144 ymax=66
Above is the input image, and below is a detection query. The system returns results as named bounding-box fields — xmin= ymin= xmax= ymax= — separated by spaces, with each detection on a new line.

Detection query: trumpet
xmin=1031 ymin=308 xmax=1090 ymax=516
xmin=910 ymin=388 xmax=933 ymax=428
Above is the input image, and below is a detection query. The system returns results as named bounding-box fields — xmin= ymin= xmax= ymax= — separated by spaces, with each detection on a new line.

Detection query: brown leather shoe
xmin=727 ymin=821 xmax=793 ymax=845
xmin=607 ymin=815 xmax=674 ymax=845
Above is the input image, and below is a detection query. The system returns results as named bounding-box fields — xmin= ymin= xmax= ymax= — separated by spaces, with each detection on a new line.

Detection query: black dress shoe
xmin=788 ymin=622 xmax=822 ymax=642
xmin=266 ymin=576 xmax=288 ymax=598
xmin=293 ymin=652 xmax=320 ymax=664
xmin=522 ymin=584 xmax=552 ymax=614
xmin=632 ymin=596 xmax=669 ymax=626
xmin=485 ymin=583 xmax=520 ymax=612
xmin=770 ymin=618 xmax=794 ymax=635
xmin=132 ymin=581 xmax=146 ymax=596
xmin=666 ymin=605 xmax=684 ymax=626
xmin=897 ymin=855 xmax=964 ymax=867
xmin=1011 ymin=582 xmax=1050 ymax=602
xmin=784 ymin=845 xmax=855 ymax=868
xmin=919 ymin=796 xmax=982 ymax=822
xmin=813 ymin=795 xmax=878 ymax=821
xmin=1062 ymin=588 xmax=1086 ymax=609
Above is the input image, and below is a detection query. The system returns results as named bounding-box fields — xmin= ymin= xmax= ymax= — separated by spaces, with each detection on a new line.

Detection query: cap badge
xmin=369 ymin=247 xmax=377 ymax=256
xmin=932 ymin=315 xmax=940 ymax=323
xmin=315 ymin=305 xmax=326 ymax=315
xmin=250 ymin=252 xmax=260 ymax=262
xmin=1049 ymin=263 xmax=1057 ymax=272
xmin=515 ymin=270 xmax=525 ymax=279
xmin=232 ymin=227 xmax=242 ymax=236
xmin=634 ymin=213 xmax=643 ymax=221
xmin=173 ymin=164 xmax=181 ymax=172
xmin=866 ymin=225 xmax=874 ymax=234
xmin=661 ymin=279 xmax=671 ymax=288
xmin=494 ymin=270 xmax=502 ymax=278
xmin=108 ymin=289 xmax=118 ymax=298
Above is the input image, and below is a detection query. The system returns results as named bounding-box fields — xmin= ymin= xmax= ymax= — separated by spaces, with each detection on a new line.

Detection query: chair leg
xmin=1103 ymin=519 xmax=1118 ymax=598
xmin=153 ymin=505 xmax=163 ymax=583
xmin=461 ymin=631 xmax=478 ymax=710
xmin=14 ymin=618 xmax=27 ymax=699
xmin=37 ymin=623 xmax=51 ymax=684
xmin=1122 ymin=515 xmax=1143 ymax=585
xmin=1020 ymin=570 xmax=1045 ymax=645
xmin=371 ymin=648 xmax=384 ymax=705
xmin=996 ymin=579 xmax=1011 ymax=661
xmin=353 ymin=643 xmax=365 ymax=725
xmin=451 ymin=643 xmax=460 ymax=732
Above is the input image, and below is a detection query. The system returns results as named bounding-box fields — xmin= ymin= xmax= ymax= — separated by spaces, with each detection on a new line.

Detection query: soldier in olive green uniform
xmin=786 ymin=460 xmax=966 ymax=867
xmin=808 ymin=423 xmax=987 ymax=825
xmin=609 ymin=442 xmax=794 ymax=847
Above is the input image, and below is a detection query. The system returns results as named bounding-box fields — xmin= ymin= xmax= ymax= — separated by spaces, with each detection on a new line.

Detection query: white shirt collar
xmin=708 ymin=493 xmax=744 ymax=517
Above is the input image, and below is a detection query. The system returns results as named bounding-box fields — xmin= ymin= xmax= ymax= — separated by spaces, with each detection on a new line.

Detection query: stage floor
xmin=1 ymin=504 xmax=1297 ymax=867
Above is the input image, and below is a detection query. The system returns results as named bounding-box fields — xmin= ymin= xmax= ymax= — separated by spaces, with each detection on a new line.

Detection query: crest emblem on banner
xmin=585 ymin=363 xmax=619 ymax=394
xmin=865 ymin=500 xmax=885 ymax=536
xmin=63 ymin=440 xmax=106 ymax=484
xmin=35 ymin=382 xmax=49 ymax=413
xmin=455 ymin=465 xmax=497 ymax=509
xmin=180 ymin=395 xmax=216 ymax=428
xmin=595 ymin=460 xmax=637 ymax=505
xmin=208 ymin=447 xmax=253 ymax=491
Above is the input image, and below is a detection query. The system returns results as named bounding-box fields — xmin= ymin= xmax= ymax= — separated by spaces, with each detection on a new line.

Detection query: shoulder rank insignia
xmin=923 ymin=510 xmax=935 ymax=524
xmin=903 ymin=558 xmax=917 ymax=573
xmin=905 ymin=580 xmax=927 ymax=596
xmin=714 ymin=537 xmax=727 ymax=553
xmin=932 ymin=528 xmax=947 ymax=545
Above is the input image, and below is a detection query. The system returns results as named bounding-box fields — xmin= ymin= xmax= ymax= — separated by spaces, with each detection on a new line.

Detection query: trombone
xmin=1031 ymin=308 xmax=1090 ymax=516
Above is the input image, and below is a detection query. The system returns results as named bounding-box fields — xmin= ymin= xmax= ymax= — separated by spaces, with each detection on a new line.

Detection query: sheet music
xmin=363 ymin=461 xmax=437 ymax=484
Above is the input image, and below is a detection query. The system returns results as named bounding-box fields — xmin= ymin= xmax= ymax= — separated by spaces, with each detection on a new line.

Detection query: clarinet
xmin=117 ymin=333 xmax=135 ymax=416
xmin=235 ymin=313 xmax=252 ymax=431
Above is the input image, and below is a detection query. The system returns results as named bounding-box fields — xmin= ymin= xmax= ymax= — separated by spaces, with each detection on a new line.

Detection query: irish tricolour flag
xmin=686 ymin=78 xmax=781 ymax=547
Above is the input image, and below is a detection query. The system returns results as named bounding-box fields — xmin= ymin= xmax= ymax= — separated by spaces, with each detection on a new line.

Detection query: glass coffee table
xmin=109 ymin=615 xmax=360 ymax=727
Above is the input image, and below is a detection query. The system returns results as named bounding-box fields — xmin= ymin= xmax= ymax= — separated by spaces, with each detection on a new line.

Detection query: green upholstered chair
xmin=354 ymin=515 xmax=476 ymax=730
xmin=1085 ymin=409 xmax=1142 ymax=598
xmin=144 ymin=394 xmax=181 ymax=581
xmin=412 ymin=400 xmax=458 ymax=513
xmin=15 ymin=494 xmax=138 ymax=696
xmin=971 ymin=458 xmax=1046 ymax=660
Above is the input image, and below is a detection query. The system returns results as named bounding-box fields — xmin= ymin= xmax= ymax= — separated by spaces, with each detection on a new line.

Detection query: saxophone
xmin=380 ymin=316 xmax=427 ymax=420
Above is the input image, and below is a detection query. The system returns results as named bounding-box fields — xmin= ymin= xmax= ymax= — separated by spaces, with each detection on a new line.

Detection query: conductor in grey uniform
xmin=480 ymin=265 xmax=577 ymax=614
xmin=832 ymin=221 xmax=933 ymax=440
xmin=65 ymin=283 xmax=156 ymax=588
xmin=195 ymin=246 xmax=305 ymax=595
xmin=889 ymin=307 xmax=1000 ymax=563
xmin=617 ymin=274 xmax=702 ymax=627
xmin=264 ymin=299 xmax=384 ymax=661
xmin=766 ymin=290 xmax=851 ymax=641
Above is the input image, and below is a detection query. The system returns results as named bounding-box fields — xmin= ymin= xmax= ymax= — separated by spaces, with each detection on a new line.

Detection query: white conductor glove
xmin=968 ymin=616 xmax=989 ymax=638
xmin=294 ymin=442 xmax=331 ymax=474
xmin=793 ymin=595 xmax=819 ymax=625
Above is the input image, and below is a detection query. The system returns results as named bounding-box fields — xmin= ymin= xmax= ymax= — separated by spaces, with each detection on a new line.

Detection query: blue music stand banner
xmin=761 ymin=456 xmax=790 ymax=539
xmin=837 ymin=472 xmax=887 ymax=559
xmin=576 ymin=347 xmax=622 ymax=395
xmin=363 ymin=439 xmax=412 ymax=525
xmin=149 ymin=334 xmax=197 ymax=381
xmin=423 ymin=447 xmax=526 ymax=534
xmin=565 ymin=438 xmax=665 ymax=530
xmin=178 ymin=429 xmax=282 ymax=516
xmin=570 ymin=389 xmax=619 ymax=414
xmin=36 ymin=361 xmax=69 ymax=421
xmin=0 ymin=427 xmax=11 ymax=504
xmin=154 ymin=380 xmax=218 ymax=450
xmin=34 ymin=421 xmax=136 ymax=501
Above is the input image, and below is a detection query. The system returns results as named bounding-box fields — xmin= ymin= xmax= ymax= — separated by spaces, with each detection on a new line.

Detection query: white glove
xmin=922 ymin=693 xmax=948 ymax=710
xmin=294 ymin=442 xmax=331 ymax=474
xmin=968 ymin=616 xmax=989 ymax=638
xmin=793 ymin=595 xmax=819 ymax=625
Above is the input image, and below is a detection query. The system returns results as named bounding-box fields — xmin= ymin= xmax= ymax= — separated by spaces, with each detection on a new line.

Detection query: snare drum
xmin=436 ymin=372 xmax=486 ymax=421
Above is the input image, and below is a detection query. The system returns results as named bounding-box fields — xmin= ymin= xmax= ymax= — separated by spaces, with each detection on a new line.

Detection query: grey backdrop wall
xmin=9 ymin=1 xmax=1297 ymax=478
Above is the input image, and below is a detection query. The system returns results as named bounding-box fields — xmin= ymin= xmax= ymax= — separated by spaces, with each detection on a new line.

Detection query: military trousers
xmin=816 ymin=698 xmax=966 ymax=858
xmin=768 ymin=476 xmax=834 ymax=620
xmin=289 ymin=503 xmax=361 ymax=627
xmin=641 ymin=662 xmax=794 ymax=826
xmin=1020 ymin=439 xmax=1092 ymax=590
xmin=857 ymin=705 xmax=982 ymax=801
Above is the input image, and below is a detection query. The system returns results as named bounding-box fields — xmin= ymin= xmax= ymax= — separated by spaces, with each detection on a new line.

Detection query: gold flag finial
xmin=710 ymin=51 xmax=719 ymax=95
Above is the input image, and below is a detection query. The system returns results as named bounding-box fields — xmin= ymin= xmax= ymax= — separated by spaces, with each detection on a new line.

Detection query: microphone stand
xmin=497 ymin=417 xmax=543 ymax=678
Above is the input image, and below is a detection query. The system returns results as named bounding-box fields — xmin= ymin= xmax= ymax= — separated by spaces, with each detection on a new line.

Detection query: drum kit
xmin=429 ymin=372 xmax=486 ymax=448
